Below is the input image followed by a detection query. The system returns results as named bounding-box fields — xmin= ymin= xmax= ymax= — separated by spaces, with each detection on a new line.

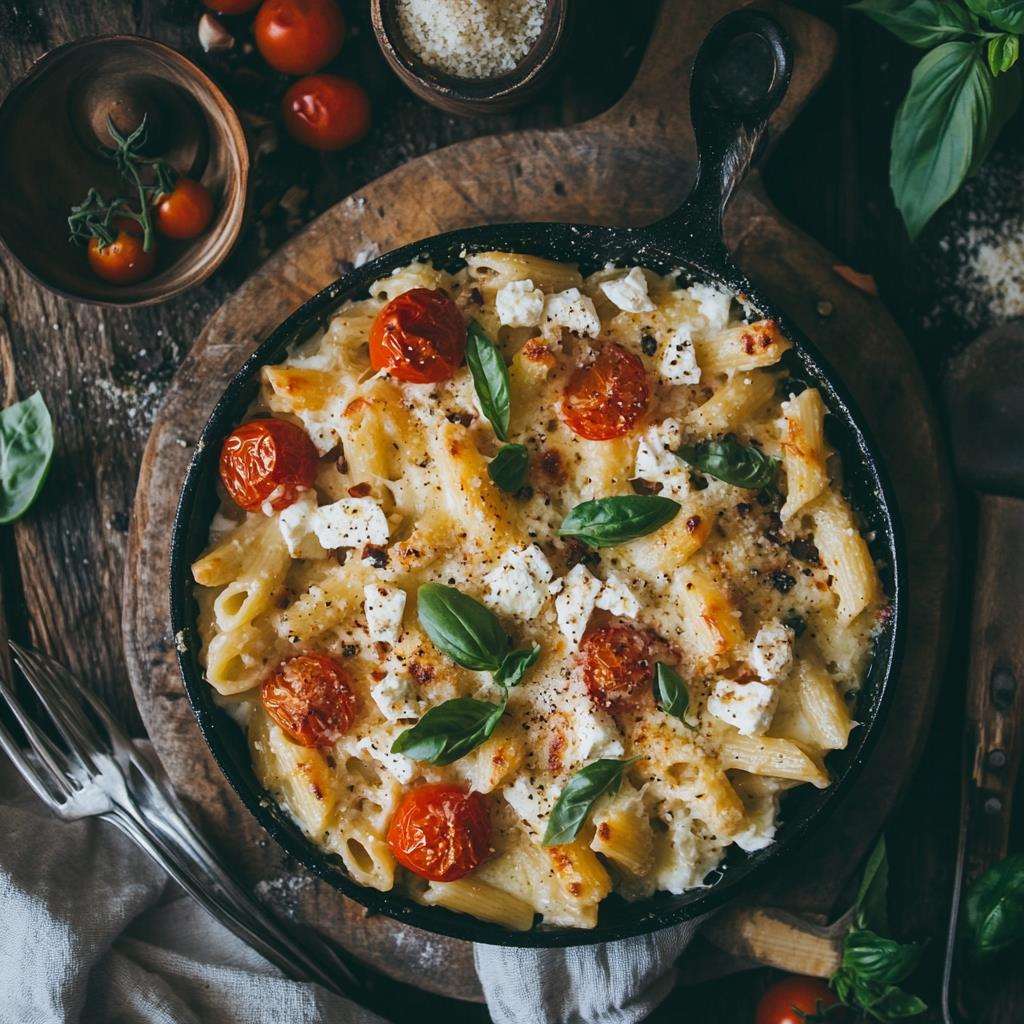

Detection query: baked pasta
xmin=191 ymin=252 xmax=886 ymax=931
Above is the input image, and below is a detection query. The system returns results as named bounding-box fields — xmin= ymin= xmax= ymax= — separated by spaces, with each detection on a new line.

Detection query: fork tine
xmin=0 ymin=678 xmax=71 ymax=804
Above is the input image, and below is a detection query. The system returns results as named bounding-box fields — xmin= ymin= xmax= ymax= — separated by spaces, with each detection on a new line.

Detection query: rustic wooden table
xmin=0 ymin=1 xmax=1021 ymax=1020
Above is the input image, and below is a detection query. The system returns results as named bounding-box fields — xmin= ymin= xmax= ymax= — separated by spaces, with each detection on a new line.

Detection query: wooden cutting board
xmin=123 ymin=0 xmax=956 ymax=1001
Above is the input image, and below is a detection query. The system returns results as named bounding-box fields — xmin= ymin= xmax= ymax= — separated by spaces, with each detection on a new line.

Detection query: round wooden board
xmin=123 ymin=0 xmax=955 ymax=1002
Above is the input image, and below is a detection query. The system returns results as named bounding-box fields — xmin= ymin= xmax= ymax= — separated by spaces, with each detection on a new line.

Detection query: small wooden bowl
xmin=0 ymin=36 xmax=248 ymax=307
xmin=371 ymin=0 xmax=570 ymax=115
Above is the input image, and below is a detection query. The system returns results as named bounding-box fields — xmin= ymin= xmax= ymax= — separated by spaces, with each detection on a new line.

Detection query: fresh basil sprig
xmin=466 ymin=320 xmax=511 ymax=441
xmin=653 ymin=662 xmax=696 ymax=730
xmin=391 ymin=694 xmax=508 ymax=766
xmin=676 ymin=438 xmax=778 ymax=490
xmin=543 ymin=757 xmax=638 ymax=847
xmin=558 ymin=495 xmax=680 ymax=548
xmin=0 ymin=392 xmax=54 ymax=525
xmin=963 ymin=852 xmax=1024 ymax=960
xmin=488 ymin=443 xmax=529 ymax=493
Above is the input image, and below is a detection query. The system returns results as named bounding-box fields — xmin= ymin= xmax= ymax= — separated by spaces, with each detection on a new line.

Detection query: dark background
xmin=0 ymin=1 xmax=1022 ymax=1020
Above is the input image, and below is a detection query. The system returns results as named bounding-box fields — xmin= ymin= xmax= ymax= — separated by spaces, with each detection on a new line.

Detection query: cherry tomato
xmin=154 ymin=178 xmax=215 ymax=240
xmin=579 ymin=621 xmax=655 ymax=707
xmin=369 ymin=288 xmax=467 ymax=383
xmin=219 ymin=418 xmax=318 ymax=512
xmin=87 ymin=218 xmax=156 ymax=285
xmin=387 ymin=783 xmax=491 ymax=882
xmin=261 ymin=653 xmax=358 ymax=748
xmin=254 ymin=0 xmax=345 ymax=75
xmin=562 ymin=343 xmax=649 ymax=440
xmin=203 ymin=0 xmax=260 ymax=13
xmin=755 ymin=975 xmax=843 ymax=1024
xmin=282 ymin=74 xmax=370 ymax=151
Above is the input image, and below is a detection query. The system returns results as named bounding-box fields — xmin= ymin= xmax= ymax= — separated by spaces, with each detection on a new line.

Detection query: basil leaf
xmin=965 ymin=0 xmax=1024 ymax=33
xmin=676 ymin=438 xmax=779 ymax=490
xmin=855 ymin=836 xmax=891 ymax=933
xmin=558 ymin=495 xmax=680 ymax=548
xmin=417 ymin=583 xmax=509 ymax=672
xmin=494 ymin=644 xmax=540 ymax=689
xmin=853 ymin=979 xmax=928 ymax=1021
xmin=653 ymin=662 xmax=696 ymax=730
xmin=852 ymin=0 xmax=979 ymax=48
xmin=391 ymin=694 xmax=506 ymax=765
xmin=988 ymin=33 xmax=1020 ymax=75
xmin=891 ymin=41 xmax=1022 ymax=239
xmin=467 ymin=320 xmax=511 ymax=441
xmin=842 ymin=928 xmax=923 ymax=985
xmin=542 ymin=758 xmax=637 ymax=847
xmin=964 ymin=852 xmax=1024 ymax=960
xmin=0 ymin=392 xmax=54 ymax=525
xmin=488 ymin=443 xmax=529 ymax=493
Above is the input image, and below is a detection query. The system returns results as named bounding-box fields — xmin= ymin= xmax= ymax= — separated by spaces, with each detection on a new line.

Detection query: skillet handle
xmin=647 ymin=10 xmax=792 ymax=270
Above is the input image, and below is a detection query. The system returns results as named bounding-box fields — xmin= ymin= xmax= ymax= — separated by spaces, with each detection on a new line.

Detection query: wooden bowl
xmin=0 ymin=36 xmax=248 ymax=307
xmin=371 ymin=0 xmax=571 ymax=115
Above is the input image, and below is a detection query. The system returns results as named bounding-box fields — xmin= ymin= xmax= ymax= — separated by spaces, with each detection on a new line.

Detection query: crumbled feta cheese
xmin=541 ymin=288 xmax=601 ymax=340
xmin=653 ymin=811 xmax=724 ymax=893
xmin=659 ymin=324 xmax=701 ymax=384
xmin=485 ymin=545 xmax=554 ymax=620
xmin=595 ymin=573 xmax=641 ymax=619
xmin=707 ymin=678 xmax=778 ymax=736
xmin=311 ymin=498 xmax=389 ymax=549
xmin=294 ymin=403 xmax=347 ymax=455
xmin=504 ymin=775 xmax=555 ymax=834
xmin=278 ymin=491 xmax=326 ymax=559
xmin=570 ymin=703 xmax=624 ymax=764
xmin=600 ymin=267 xmax=656 ymax=313
xmin=749 ymin=620 xmax=795 ymax=681
xmin=688 ymin=282 xmax=732 ymax=332
xmin=634 ymin=418 xmax=689 ymax=499
xmin=370 ymin=669 xmax=421 ymax=722
xmin=495 ymin=278 xmax=545 ymax=327
xmin=554 ymin=564 xmax=603 ymax=648
xmin=356 ymin=733 xmax=416 ymax=784
xmin=363 ymin=584 xmax=407 ymax=644
xmin=732 ymin=795 xmax=779 ymax=853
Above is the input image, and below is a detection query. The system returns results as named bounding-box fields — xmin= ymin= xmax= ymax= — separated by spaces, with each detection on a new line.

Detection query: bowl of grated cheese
xmin=371 ymin=0 xmax=570 ymax=115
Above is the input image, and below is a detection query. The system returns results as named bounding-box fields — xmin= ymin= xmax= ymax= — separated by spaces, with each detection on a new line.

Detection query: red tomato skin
xmin=387 ymin=784 xmax=491 ymax=882
xmin=578 ymin=620 xmax=655 ymax=707
xmin=282 ymin=74 xmax=371 ymax=151
xmin=755 ymin=975 xmax=842 ymax=1024
xmin=562 ymin=342 xmax=650 ymax=440
xmin=369 ymin=288 xmax=467 ymax=383
xmin=219 ymin=418 xmax=318 ymax=512
xmin=261 ymin=653 xmax=358 ymax=748
xmin=254 ymin=0 xmax=346 ymax=75
xmin=87 ymin=218 xmax=156 ymax=285
xmin=203 ymin=0 xmax=260 ymax=13
xmin=155 ymin=179 xmax=215 ymax=240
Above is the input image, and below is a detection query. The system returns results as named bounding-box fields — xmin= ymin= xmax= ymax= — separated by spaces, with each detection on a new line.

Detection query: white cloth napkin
xmin=0 ymin=760 xmax=700 ymax=1024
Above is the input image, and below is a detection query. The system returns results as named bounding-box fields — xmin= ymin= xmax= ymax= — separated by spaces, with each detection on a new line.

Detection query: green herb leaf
xmin=891 ymin=41 xmax=1022 ymax=239
xmin=488 ymin=443 xmax=529 ymax=493
xmin=494 ymin=644 xmax=541 ymax=689
xmin=964 ymin=852 xmax=1024 ymax=960
xmin=417 ymin=583 xmax=509 ymax=672
xmin=558 ymin=495 xmax=680 ymax=548
xmin=855 ymin=836 xmax=891 ymax=933
xmin=0 ymin=393 xmax=54 ymax=525
xmin=466 ymin=320 xmax=511 ymax=441
xmin=653 ymin=662 xmax=696 ymax=729
xmin=676 ymin=438 xmax=779 ymax=490
xmin=542 ymin=758 xmax=638 ymax=847
xmin=965 ymin=0 xmax=1024 ymax=33
xmin=851 ymin=0 xmax=980 ymax=48
xmin=842 ymin=928 xmax=923 ymax=985
xmin=988 ymin=33 xmax=1020 ymax=75
xmin=391 ymin=694 xmax=506 ymax=765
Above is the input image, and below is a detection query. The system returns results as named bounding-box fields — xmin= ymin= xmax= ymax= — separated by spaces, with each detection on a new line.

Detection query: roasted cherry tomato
xmin=261 ymin=653 xmax=358 ymax=748
xmin=562 ymin=342 xmax=649 ymax=440
xmin=387 ymin=783 xmax=491 ymax=882
xmin=87 ymin=218 xmax=156 ymax=285
xmin=369 ymin=287 xmax=467 ymax=383
xmin=282 ymin=74 xmax=371 ymax=151
xmin=755 ymin=975 xmax=843 ymax=1024
xmin=579 ymin=621 xmax=655 ymax=707
xmin=254 ymin=0 xmax=345 ymax=75
xmin=203 ymin=0 xmax=260 ymax=13
xmin=154 ymin=178 xmax=215 ymax=240
xmin=219 ymin=418 xmax=318 ymax=512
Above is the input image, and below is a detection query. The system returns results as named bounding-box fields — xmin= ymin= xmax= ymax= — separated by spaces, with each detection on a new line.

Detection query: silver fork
xmin=0 ymin=642 xmax=372 ymax=1005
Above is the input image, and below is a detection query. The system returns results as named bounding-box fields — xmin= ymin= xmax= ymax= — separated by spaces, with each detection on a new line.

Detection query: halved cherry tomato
xmin=387 ymin=783 xmax=491 ymax=882
xmin=154 ymin=178 xmax=215 ymax=240
xmin=369 ymin=288 xmax=467 ymax=383
xmin=756 ymin=975 xmax=843 ymax=1024
xmin=254 ymin=0 xmax=345 ymax=75
xmin=579 ymin=621 xmax=655 ymax=707
xmin=219 ymin=418 xmax=318 ymax=512
xmin=261 ymin=653 xmax=358 ymax=748
xmin=562 ymin=342 xmax=649 ymax=440
xmin=87 ymin=218 xmax=156 ymax=285
xmin=282 ymin=74 xmax=371 ymax=152
xmin=203 ymin=0 xmax=260 ymax=13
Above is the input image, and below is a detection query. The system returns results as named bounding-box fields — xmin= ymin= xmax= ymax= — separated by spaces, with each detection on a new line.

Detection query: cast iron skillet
xmin=171 ymin=11 xmax=905 ymax=948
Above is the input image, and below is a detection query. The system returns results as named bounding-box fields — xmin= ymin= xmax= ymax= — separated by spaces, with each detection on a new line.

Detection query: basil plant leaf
xmin=676 ymin=438 xmax=779 ymax=490
xmin=852 ymin=0 xmax=979 ymax=48
xmin=0 ymin=392 xmax=54 ymax=525
xmin=842 ymin=928 xmax=923 ymax=985
xmin=494 ymin=644 xmax=541 ymax=689
xmin=558 ymin=495 xmax=680 ymax=548
xmin=488 ymin=443 xmax=529 ymax=493
xmin=417 ymin=583 xmax=509 ymax=672
xmin=852 ymin=978 xmax=928 ymax=1021
xmin=964 ymin=852 xmax=1024 ymax=960
xmin=543 ymin=758 xmax=637 ymax=847
xmin=965 ymin=0 xmax=1024 ymax=33
xmin=391 ymin=695 xmax=506 ymax=765
xmin=467 ymin=320 xmax=511 ymax=441
xmin=653 ymin=662 xmax=696 ymax=730
xmin=855 ymin=835 xmax=891 ymax=933
xmin=891 ymin=41 xmax=1023 ymax=239
xmin=988 ymin=33 xmax=1020 ymax=76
